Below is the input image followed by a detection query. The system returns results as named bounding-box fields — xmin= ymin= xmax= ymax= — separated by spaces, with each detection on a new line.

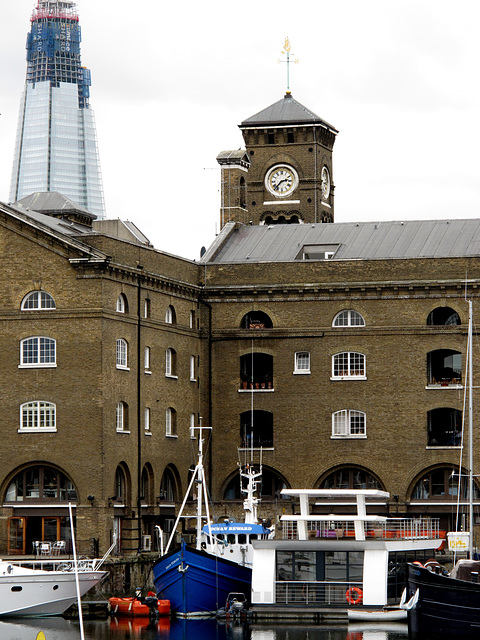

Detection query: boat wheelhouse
xmin=251 ymin=489 xmax=444 ymax=610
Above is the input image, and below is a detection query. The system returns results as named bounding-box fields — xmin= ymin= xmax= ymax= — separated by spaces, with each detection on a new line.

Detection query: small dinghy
xmin=347 ymin=607 xmax=407 ymax=622
xmin=109 ymin=591 xmax=170 ymax=617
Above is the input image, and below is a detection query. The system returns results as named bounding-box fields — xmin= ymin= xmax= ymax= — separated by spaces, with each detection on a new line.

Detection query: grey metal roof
xmin=202 ymin=219 xmax=480 ymax=264
xmin=240 ymin=93 xmax=338 ymax=132
xmin=17 ymin=192 xmax=96 ymax=219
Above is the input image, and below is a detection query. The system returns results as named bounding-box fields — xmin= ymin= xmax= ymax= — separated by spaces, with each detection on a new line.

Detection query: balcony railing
xmin=275 ymin=580 xmax=362 ymax=605
xmin=282 ymin=517 xmax=442 ymax=541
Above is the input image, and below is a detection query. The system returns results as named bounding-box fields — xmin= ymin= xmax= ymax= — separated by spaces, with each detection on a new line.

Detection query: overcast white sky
xmin=1 ymin=1 xmax=480 ymax=260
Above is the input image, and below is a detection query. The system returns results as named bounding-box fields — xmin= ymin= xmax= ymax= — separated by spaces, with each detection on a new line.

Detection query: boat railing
xmin=275 ymin=580 xmax=363 ymax=605
xmin=10 ymin=558 xmax=99 ymax=572
xmin=282 ymin=517 xmax=442 ymax=541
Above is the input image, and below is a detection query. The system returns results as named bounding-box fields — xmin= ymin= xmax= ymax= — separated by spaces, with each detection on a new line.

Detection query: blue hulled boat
xmin=152 ymin=423 xmax=273 ymax=617
xmin=152 ymin=540 xmax=252 ymax=617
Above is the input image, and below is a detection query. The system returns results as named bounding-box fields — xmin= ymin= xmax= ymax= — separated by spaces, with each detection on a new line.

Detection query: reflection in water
xmin=0 ymin=617 xmax=410 ymax=640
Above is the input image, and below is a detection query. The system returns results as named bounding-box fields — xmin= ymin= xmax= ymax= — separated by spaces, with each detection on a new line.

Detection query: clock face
xmin=265 ymin=164 xmax=298 ymax=198
xmin=321 ymin=166 xmax=331 ymax=200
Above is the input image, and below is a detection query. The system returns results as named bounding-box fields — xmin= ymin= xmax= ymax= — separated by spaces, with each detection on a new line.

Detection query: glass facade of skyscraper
xmin=10 ymin=1 xmax=105 ymax=218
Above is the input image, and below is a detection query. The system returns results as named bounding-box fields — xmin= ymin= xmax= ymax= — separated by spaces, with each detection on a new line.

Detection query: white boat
xmin=250 ymin=488 xmax=444 ymax=610
xmin=0 ymin=557 xmax=107 ymax=617
xmin=347 ymin=606 xmax=407 ymax=622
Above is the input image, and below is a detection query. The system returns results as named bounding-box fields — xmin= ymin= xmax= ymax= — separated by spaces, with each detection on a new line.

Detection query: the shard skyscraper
xmin=10 ymin=0 xmax=105 ymax=218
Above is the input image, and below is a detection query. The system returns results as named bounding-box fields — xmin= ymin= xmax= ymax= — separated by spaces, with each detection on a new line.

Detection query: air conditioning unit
xmin=142 ymin=535 xmax=152 ymax=551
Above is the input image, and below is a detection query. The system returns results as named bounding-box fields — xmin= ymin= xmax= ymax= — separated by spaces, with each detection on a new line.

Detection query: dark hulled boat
xmin=406 ymin=560 xmax=480 ymax=637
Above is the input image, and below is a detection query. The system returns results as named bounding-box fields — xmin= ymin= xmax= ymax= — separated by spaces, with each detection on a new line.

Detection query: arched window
xmin=116 ymin=338 xmax=128 ymax=369
xmin=240 ymin=176 xmax=246 ymax=209
xmin=160 ymin=467 xmax=179 ymax=501
xmin=20 ymin=337 xmax=56 ymax=367
xmin=20 ymin=401 xmax=56 ymax=431
xmin=427 ymin=307 xmax=461 ymax=326
xmin=116 ymin=402 xmax=129 ymax=432
xmin=332 ymin=410 xmax=366 ymax=438
xmin=427 ymin=408 xmax=462 ymax=446
xmin=240 ymin=353 xmax=273 ymax=389
xmin=427 ymin=350 xmax=462 ymax=386
xmin=332 ymin=352 xmax=366 ymax=379
xmin=240 ymin=410 xmax=273 ymax=447
xmin=240 ymin=311 xmax=273 ymax=329
xmin=116 ymin=294 xmax=128 ymax=314
xmin=224 ymin=467 xmax=288 ymax=500
xmin=21 ymin=291 xmax=55 ymax=310
xmin=320 ymin=467 xmax=383 ymax=490
xmin=333 ymin=310 xmax=365 ymax=327
xmin=141 ymin=464 xmax=154 ymax=504
xmin=165 ymin=348 xmax=177 ymax=377
xmin=5 ymin=466 xmax=77 ymax=502
xmin=165 ymin=305 xmax=176 ymax=324
xmin=411 ymin=466 xmax=478 ymax=500
xmin=166 ymin=407 xmax=177 ymax=436
xmin=115 ymin=467 xmax=126 ymax=502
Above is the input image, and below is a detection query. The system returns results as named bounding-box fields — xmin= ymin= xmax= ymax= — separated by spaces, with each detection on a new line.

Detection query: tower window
xmin=267 ymin=133 xmax=275 ymax=145
xmin=287 ymin=131 xmax=294 ymax=143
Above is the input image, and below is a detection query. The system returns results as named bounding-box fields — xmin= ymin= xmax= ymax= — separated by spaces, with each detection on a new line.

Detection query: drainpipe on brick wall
xmin=136 ymin=268 xmax=143 ymax=554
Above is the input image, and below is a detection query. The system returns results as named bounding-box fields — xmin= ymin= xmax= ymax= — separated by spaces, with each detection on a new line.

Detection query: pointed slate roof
xmin=240 ymin=93 xmax=338 ymax=132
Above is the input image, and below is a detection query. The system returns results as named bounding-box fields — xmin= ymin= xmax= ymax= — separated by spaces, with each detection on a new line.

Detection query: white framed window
xmin=166 ymin=407 xmax=177 ymax=437
xmin=332 ymin=410 xmax=366 ymax=438
xmin=333 ymin=310 xmax=365 ymax=327
xmin=165 ymin=348 xmax=177 ymax=378
xmin=20 ymin=401 xmax=56 ymax=432
xmin=19 ymin=337 xmax=56 ymax=368
xmin=144 ymin=407 xmax=151 ymax=432
xmin=21 ymin=291 xmax=56 ymax=310
xmin=116 ymin=402 xmax=129 ymax=432
xmin=165 ymin=305 xmax=176 ymax=324
xmin=332 ymin=352 xmax=366 ymax=379
xmin=144 ymin=298 xmax=151 ymax=318
xmin=144 ymin=346 xmax=151 ymax=371
xmin=190 ymin=355 xmax=196 ymax=381
xmin=190 ymin=413 xmax=196 ymax=439
xmin=294 ymin=351 xmax=310 ymax=374
xmin=116 ymin=339 xmax=129 ymax=369
xmin=116 ymin=294 xmax=128 ymax=313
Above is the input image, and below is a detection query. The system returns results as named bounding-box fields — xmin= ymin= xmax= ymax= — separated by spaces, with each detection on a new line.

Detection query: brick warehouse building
xmin=1 ymin=92 xmax=480 ymax=556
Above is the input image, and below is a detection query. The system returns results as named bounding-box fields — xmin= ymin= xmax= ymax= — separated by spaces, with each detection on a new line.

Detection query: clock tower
xmin=218 ymin=92 xmax=338 ymax=228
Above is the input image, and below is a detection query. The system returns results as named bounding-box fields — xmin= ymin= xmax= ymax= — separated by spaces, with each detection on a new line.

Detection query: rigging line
xmin=250 ymin=337 xmax=254 ymax=463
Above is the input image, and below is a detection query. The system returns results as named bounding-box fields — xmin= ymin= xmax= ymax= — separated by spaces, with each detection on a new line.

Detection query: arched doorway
xmin=4 ymin=465 xmax=78 ymax=555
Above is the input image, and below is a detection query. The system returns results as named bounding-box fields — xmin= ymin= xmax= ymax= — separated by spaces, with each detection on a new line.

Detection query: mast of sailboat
xmin=163 ymin=418 xmax=212 ymax=555
xmin=468 ymin=298 xmax=474 ymax=559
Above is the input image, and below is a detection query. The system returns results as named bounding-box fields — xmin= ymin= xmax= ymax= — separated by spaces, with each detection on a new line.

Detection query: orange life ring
xmin=346 ymin=586 xmax=363 ymax=605
xmin=413 ymin=561 xmax=424 ymax=567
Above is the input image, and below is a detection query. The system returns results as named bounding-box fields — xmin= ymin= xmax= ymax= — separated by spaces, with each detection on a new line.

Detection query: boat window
xmin=227 ymin=534 xmax=236 ymax=544
xmin=11 ymin=586 xmax=22 ymax=592
xmin=238 ymin=534 xmax=247 ymax=544
xmin=250 ymin=534 xmax=258 ymax=542
xmin=217 ymin=534 xmax=224 ymax=541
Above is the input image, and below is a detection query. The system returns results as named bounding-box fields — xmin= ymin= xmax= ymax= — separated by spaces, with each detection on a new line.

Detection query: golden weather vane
xmin=278 ymin=37 xmax=299 ymax=94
